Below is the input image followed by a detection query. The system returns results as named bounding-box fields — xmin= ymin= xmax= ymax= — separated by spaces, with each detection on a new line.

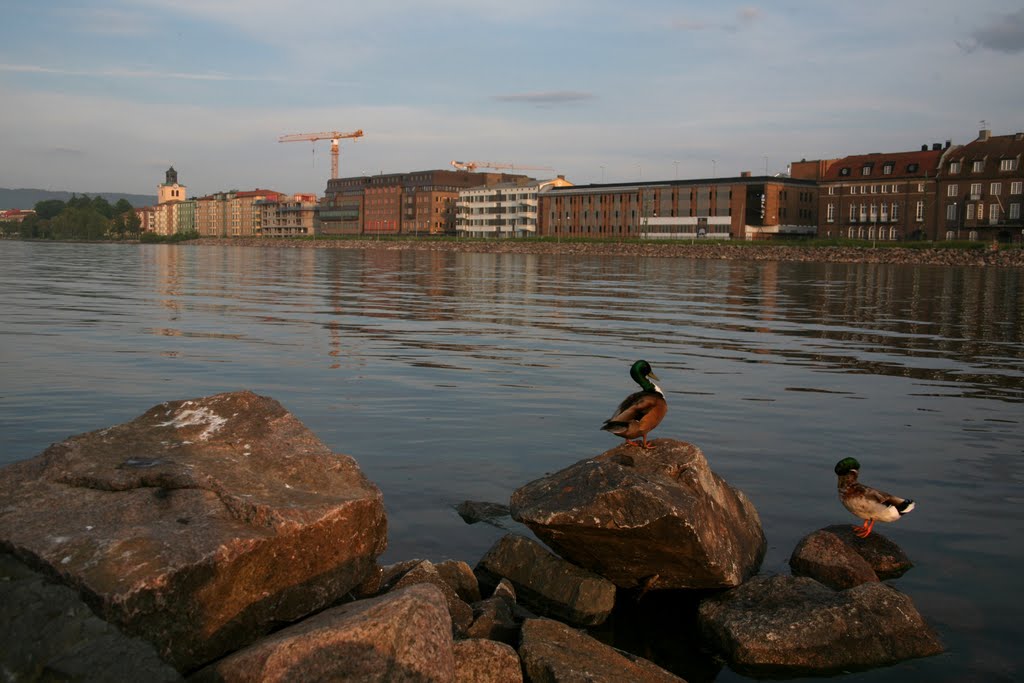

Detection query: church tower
xmin=158 ymin=166 xmax=186 ymax=204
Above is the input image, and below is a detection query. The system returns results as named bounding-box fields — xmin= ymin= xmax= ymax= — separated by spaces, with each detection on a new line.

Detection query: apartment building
xmin=538 ymin=174 xmax=817 ymax=240
xmin=193 ymin=189 xmax=282 ymax=237
xmin=793 ymin=146 xmax=949 ymax=241
xmin=456 ymin=176 xmax=574 ymax=238
xmin=935 ymin=128 xmax=1024 ymax=242
xmin=258 ymin=193 xmax=320 ymax=237
xmin=319 ymin=169 xmax=532 ymax=236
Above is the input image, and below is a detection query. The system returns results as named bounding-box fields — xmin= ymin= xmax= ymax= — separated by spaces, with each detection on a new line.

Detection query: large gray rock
xmin=518 ymin=618 xmax=684 ymax=683
xmin=475 ymin=534 xmax=617 ymax=627
xmin=698 ymin=575 xmax=944 ymax=677
xmin=454 ymin=639 xmax=524 ymax=683
xmin=192 ymin=583 xmax=454 ymax=683
xmin=0 ymin=391 xmax=387 ymax=672
xmin=510 ymin=440 xmax=765 ymax=589
xmin=0 ymin=553 xmax=182 ymax=682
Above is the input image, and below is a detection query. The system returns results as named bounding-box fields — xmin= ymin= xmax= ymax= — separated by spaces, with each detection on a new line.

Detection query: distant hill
xmin=0 ymin=188 xmax=157 ymax=210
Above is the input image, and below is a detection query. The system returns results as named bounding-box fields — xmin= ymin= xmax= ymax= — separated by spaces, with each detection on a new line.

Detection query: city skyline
xmin=2 ymin=1 xmax=1022 ymax=197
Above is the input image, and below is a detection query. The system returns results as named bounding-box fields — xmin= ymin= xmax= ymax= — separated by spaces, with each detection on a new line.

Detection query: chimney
xmin=921 ymin=144 xmax=928 ymax=151
xmin=979 ymin=129 xmax=991 ymax=141
xmin=740 ymin=171 xmax=752 ymax=177
xmin=945 ymin=139 xmax=951 ymax=148
xmin=932 ymin=143 xmax=942 ymax=151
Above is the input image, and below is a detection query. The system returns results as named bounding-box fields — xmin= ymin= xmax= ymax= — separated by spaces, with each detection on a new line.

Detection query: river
xmin=1 ymin=241 xmax=1021 ymax=681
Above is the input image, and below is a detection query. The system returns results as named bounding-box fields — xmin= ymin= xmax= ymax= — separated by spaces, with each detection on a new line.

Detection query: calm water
xmin=1 ymin=241 xmax=1022 ymax=682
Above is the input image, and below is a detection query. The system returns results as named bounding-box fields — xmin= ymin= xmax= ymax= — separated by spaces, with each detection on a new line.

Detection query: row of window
xmin=944 ymin=202 xmax=1022 ymax=221
xmin=948 ymin=159 xmax=1018 ymax=174
xmin=946 ymin=181 xmax=1023 ymax=197
xmin=827 ymin=183 xmax=927 ymax=195
xmin=825 ymin=202 xmax=921 ymax=223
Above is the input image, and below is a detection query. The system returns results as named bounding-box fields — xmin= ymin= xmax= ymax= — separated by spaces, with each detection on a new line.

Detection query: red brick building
xmin=538 ymin=175 xmax=818 ymax=240
xmin=935 ymin=128 xmax=1024 ymax=242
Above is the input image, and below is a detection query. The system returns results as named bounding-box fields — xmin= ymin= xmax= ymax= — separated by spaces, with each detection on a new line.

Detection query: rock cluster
xmin=0 ymin=392 xmax=943 ymax=681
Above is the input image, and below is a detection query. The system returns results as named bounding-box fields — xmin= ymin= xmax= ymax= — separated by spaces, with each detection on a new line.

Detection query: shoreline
xmin=185 ymin=237 xmax=1024 ymax=268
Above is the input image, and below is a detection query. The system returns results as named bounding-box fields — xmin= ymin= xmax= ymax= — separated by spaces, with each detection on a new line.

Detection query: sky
xmin=1 ymin=1 xmax=1023 ymax=198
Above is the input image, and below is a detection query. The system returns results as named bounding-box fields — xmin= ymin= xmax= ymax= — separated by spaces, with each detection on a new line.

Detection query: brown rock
xmin=466 ymin=595 xmax=520 ymax=645
xmin=518 ymin=618 xmax=684 ymax=682
xmin=438 ymin=558 xmax=483 ymax=603
xmin=391 ymin=560 xmax=475 ymax=635
xmin=510 ymin=440 xmax=765 ymax=589
xmin=698 ymin=575 xmax=944 ymax=677
xmin=475 ymin=534 xmax=616 ymax=627
xmin=820 ymin=524 xmax=914 ymax=579
xmin=192 ymin=583 xmax=454 ymax=683
xmin=0 ymin=391 xmax=387 ymax=672
xmin=453 ymin=638 xmax=524 ymax=683
xmin=789 ymin=529 xmax=879 ymax=589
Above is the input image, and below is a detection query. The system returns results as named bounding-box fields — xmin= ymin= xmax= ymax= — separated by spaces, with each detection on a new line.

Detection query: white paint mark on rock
xmin=157 ymin=406 xmax=228 ymax=441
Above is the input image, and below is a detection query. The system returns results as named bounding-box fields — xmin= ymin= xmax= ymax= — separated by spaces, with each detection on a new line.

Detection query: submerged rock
xmin=475 ymin=533 xmax=616 ymax=627
xmin=0 ymin=391 xmax=387 ymax=672
xmin=192 ymin=584 xmax=454 ymax=683
xmin=518 ymin=618 xmax=684 ymax=683
xmin=698 ymin=574 xmax=944 ymax=677
xmin=510 ymin=440 xmax=765 ymax=589
xmin=456 ymin=500 xmax=512 ymax=528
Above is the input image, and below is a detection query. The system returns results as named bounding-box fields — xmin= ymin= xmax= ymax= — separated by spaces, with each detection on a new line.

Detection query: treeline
xmin=1 ymin=195 xmax=143 ymax=240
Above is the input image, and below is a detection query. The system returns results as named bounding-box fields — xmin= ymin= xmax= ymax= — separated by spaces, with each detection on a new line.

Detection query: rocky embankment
xmin=185 ymin=236 xmax=1024 ymax=267
xmin=0 ymin=391 xmax=943 ymax=681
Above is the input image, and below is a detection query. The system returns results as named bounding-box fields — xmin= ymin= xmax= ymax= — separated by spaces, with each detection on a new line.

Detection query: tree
xmin=34 ymin=199 xmax=65 ymax=220
xmin=92 ymin=195 xmax=114 ymax=219
xmin=125 ymin=211 xmax=141 ymax=237
xmin=114 ymin=198 xmax=134 ymax=214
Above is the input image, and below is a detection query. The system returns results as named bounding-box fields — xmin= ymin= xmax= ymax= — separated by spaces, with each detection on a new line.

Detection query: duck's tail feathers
xmin=896 ymin=499 xmax=915 ymax=515
xmin=601 ymin=420 xmax=628 ymax=434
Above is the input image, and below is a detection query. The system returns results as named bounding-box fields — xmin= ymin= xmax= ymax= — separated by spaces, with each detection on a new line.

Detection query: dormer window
xmin=1000 ymin=158 xmax=1018 ymax=171
xmin=883 ymin=163 xmax=894 ymax=175
xmin=907 ymin=163 xmax=919 ymax=173
xmin=861 ymin=165 xmax=872 ymax=176
xmin=839 ymin=167 xmax=851 ymax=176
xmin=972 ymin=160 xmax=984 ymax=172
xmin=949 ymin=161 xmax=961 ymax=174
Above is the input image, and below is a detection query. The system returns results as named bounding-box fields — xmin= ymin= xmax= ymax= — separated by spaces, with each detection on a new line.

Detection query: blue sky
xmin=1 ymin=1 xmax=1022 ymax=197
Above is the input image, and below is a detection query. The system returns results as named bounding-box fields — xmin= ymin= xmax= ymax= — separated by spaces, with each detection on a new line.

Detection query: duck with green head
xmin=601 ymin=360 xmax=667 ymax=449
xmin=835 ymin=457 xmax=915 ymax=538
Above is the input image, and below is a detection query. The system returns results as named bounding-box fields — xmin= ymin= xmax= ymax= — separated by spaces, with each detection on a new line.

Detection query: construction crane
xmin=450 ymin=160 xmax=554 ymax=173
xmin=279 ymin=129 xmax=364 ymax=179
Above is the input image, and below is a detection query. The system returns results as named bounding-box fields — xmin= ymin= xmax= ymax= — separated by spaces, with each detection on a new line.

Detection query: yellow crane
xmin=279 ymin=129 xmax=364 ymax=179
xmin=450 ymin=160 xmax=554 ymax=173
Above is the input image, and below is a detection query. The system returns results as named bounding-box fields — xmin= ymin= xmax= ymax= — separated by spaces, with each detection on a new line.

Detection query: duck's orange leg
xmin=853 ymin=519 xmax=875 ymax=538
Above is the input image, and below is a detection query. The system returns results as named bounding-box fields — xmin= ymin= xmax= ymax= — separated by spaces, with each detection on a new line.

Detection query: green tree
xmin=114 ymin=198 xmax=134 ymax=214
xmin=125 ymin=211 xmax=141 ymax=237
xmin=34 ymin=199 xmax=65 ymax=220
xmin=92 ymin=195 xmax=114 ymax=219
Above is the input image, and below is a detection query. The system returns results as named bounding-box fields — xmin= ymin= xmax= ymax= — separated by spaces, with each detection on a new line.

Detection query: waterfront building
xmin=319 ymin=169 xmax=532 ymax=236
xmin=0 ymin=209 xmax=35 ymax=223
xmin=157 ymin=167 xmax=186 ymax=205
xmin=456 ymin=176 xmax=573 ymax=238
xmin=792 ymin=145 xmax=951 ymax=241
xmin=258 ymin=193 xmax=320 ymax=237
xmin=538 ymin=174 xmax=817 ymax=240
xmin=194 ymin=189 xmax=282 ymax=237
xmin=935 ymin=128 xmax=1024 ymax=242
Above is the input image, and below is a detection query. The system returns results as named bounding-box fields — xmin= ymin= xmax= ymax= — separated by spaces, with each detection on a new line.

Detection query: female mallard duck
xmin=601 ymin=360 xmax=667 ymax=449
xmin=834 ymin=457 xmax=915 ymax=538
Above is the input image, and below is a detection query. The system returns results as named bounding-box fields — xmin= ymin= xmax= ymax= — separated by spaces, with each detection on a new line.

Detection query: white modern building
xmin=456 ymin=176 xmax=573 ymax=238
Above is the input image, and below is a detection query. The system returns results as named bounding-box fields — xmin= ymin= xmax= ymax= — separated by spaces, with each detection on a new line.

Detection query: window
xmin=827 ymin=203 xmax=835 ymax=223
xmin=870 ymin=204 xmax=878 ymax=222
xmin=860 ymin=203 xmax=868 ymax=222
xmin=977 ymin=204 xmax=983 ymax=220
xmin=861 ymin=165 xmax=872 ymax=176
xmin=871 ymin=185 xmax=878 ymax=194
xmin=907 ymin=163 xmax=919 ymax=173
xmin=970 ymin=183 xmax=982 ymax=198
xmin=849 ymin=205 xmax=857 ymax=222
xmin=947 ymin=184 xmax=958 ymax=197
xmin=972 ymin=160 xmax=984 ymax=172
xmin=828 ymin=186 xmax=836 ymax=195
xmin=946 ymin=203 xmax=958 ymax=221
xmin=991 ymin=182 xmax=1002 ymax=196
xmin=917 ymin=183 xmax=926 ymax=192
xmin=879 ymin=204 xmax=888 ymax=222
xmin=851 ymin=185 xmax=859 ymax=195
xmin=949 ymin=161 xmax=961 ymax=174
xmin=1010 ymin=203 xmax=1021 ymax=220
xmin=840 ymin=167 xmax=851 ymax=176
xmin=883 ymin=163 xmax=894 ymax=175
xmin=1012 ymin=181 xmax=1023 ymax=195
xmin=967 ymin=204 xmax=975 ymax=220
xmin=989 ymin=205 xmax=999 ymax=224
xmin=891 ymin=203 xmax=899 ymax=221
xmin=1000 ymin=159 xmax=1018 ymax=171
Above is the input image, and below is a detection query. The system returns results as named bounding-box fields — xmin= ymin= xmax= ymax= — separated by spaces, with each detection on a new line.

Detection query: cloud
xmin=0 ymin=63 xmax=282 ymax=83
xmin=491 ymin=91 xmax=597 ymax=105
xmin=959 ymin=8 xmax=1024 ymax=53
xmin=672 ymin=6 xmax=763 ymax=33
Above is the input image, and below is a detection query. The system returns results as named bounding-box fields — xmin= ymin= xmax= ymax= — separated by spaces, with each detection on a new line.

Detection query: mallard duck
xmin=601 ymin=360 xmax=667 ymax=449
xmin=834 ymin=457 xmax=915 ymax=538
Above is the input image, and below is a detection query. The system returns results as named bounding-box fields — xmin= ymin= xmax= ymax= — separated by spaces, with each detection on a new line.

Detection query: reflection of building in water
xmin=540 ymin=174 xmax=818 ymax=241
